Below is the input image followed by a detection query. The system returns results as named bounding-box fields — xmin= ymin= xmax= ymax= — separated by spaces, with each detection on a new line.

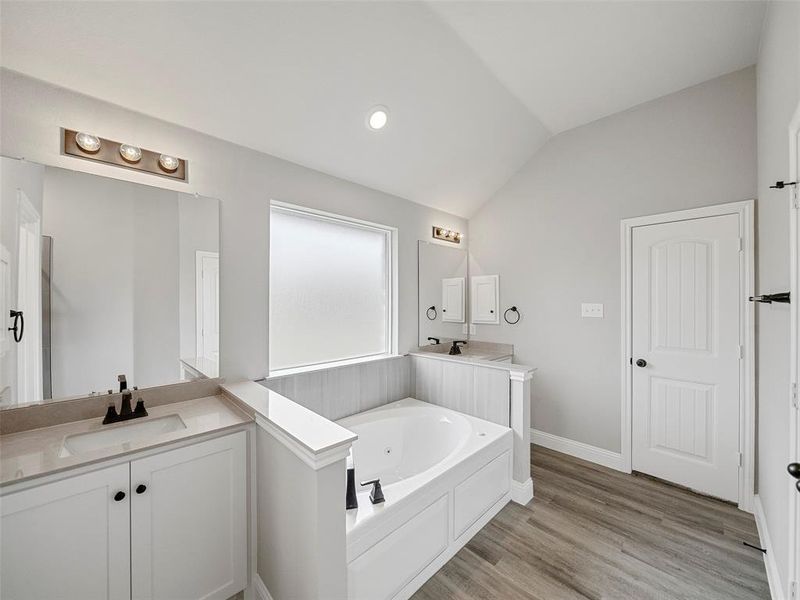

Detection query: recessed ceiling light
xmin=367 ymin=106 xmax=388 ymax=131
xmin=75 ymin=131 xmax=101 ymax=153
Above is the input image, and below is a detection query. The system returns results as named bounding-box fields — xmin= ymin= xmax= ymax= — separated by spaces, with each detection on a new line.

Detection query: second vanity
xmin=0 ymin=381 xmax=253 ymax=600
xmin=414 ymin=340 xmax=514 ymax=363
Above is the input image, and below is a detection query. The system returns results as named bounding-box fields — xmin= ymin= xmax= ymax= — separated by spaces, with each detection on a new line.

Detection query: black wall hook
xmin=770 ymin=181 xmax=798 ymax=189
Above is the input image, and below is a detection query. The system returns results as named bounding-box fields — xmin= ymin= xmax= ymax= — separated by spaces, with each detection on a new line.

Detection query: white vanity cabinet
xmin=1 ymin=463 xmax=132 ymax=600
xmin=131 ymin=431 xmax=247 ymax=600
xmin=0 ymin=430 xmax=247 ymax=600
xmin=441 ymin=277 xmax=465 ymax=322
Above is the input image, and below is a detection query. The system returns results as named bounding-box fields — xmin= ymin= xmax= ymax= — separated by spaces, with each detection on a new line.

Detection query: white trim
xmin=253 ymin=573 xmax=274 ymax=600
xmin=254 ymin=414 xmax=353 ymax=471
xmin=268 ymin=200 xmax=399 ymax=373
xmin=531 ymin=428 xmax=625 ymax=472
xmin=511 ymin=477 xmax=533 ymax=505
xmin=788 ymin=100 xmax=800 ymax=600
xmin=755 ymin=495 xmax=784 ymax=600
xmin=620 ymin=200 xmax=756 ymax=511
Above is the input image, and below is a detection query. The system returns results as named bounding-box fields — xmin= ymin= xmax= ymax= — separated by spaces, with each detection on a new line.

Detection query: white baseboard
xmin=253 ymin=574 xmax=274 ymax=600
xmin=531 ymin=428 xmax=626 ymax=472
xmin=511 ymin=477 xmax=533 ymax=505
xmin=754 ymin=495 xmax=784 ymax=600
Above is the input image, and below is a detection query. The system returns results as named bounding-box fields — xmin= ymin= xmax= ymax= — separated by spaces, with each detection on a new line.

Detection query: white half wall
xmin=467 ymin=67 xmax=757 ymax=453
xmin=0 ymin=69 xmax=468 ymax=381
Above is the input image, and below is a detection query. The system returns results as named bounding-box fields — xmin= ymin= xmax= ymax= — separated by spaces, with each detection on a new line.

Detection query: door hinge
xmin=792 ymin=186 xmax=799 ymax=210
xmin=790 ymin=580 xmax=797 ymax=600
xmin=738 ymin=237 xmax=744 ymax=252
xmin=792 ymin=382 xmax=798 ymax=410
xmin=737 ymin=452 xmax=743 ymax=467
xmin=739 ymin=345 xmax=744 ymax=360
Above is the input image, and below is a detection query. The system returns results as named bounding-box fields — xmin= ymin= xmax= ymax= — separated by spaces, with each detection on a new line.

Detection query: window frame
xmin=268 ymin=200 xmax=398 ymax=376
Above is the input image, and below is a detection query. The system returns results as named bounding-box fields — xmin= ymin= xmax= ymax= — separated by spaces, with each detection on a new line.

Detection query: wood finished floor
xmin=413 ymin=446 xmax=769 ymax=600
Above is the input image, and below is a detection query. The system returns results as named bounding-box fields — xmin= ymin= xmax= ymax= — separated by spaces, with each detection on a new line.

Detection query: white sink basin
xmin=60 ymin=414 xmax=187 ymax=457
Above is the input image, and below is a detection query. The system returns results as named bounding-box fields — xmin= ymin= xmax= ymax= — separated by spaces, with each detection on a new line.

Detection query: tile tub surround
xmin=415 ymin=340 xmax=513 ymax=361
xmin=0 ymin=394 xmax=251 ymax=486
xmin=0 ymin=377 xmax=224 ymax=435
xmin=260 ymin=354 xmax=414 ymax=421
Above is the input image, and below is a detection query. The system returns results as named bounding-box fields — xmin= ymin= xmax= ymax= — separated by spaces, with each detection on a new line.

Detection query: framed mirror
xmin=417 ymin=240 xmax=468 ymax=348
xmin=0 ymin=158 xmax=220 ymax=408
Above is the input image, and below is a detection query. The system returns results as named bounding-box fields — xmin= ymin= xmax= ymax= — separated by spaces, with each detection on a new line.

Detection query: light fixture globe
xmin=366 ymin=106 xmax=388 ymax=131
xmin=119 ymin=144 xmax=142 ymax=163
xmin=158 ymin=154 xmax=179 ymax=172
xmin=75 ymin=132 xmax=101 ymax=153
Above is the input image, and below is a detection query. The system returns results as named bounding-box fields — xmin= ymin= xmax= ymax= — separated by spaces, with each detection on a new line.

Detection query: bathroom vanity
xmin=0 ymin=387 xmax=251 ymax=600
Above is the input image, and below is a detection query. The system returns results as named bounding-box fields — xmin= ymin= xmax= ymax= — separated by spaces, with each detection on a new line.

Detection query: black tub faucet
xmin=427 ymin=337 xmax=440 ymax=345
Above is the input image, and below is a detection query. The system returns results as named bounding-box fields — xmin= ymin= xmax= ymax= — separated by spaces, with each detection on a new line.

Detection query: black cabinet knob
xmin=635 ymin=359 xmax=647 ymax=368
xmin=136 ymin=484 xmax=147 ymax=494
xmin=113 ymin=491 xmax=126 ymax=502
xmin=788 ymin=463 xmax=800 ymax=479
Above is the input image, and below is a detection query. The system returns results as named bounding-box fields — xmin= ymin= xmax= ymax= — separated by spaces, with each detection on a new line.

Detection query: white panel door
xmin=632 ymin=214 xmax=741 ymax=502
xmin=196 ymin=251 xmax=219 ymax=361
xmin=130 ymin=431 xmax=247 ymax=600
xmin=441 ymin=277 xmax=465 ymax=322
xmin=0 ymin=463 xmax=131 ymax=600
xmin=471 ymin=275 xmax=499 ymax=324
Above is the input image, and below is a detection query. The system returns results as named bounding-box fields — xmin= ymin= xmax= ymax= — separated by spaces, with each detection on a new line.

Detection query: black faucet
xmin=103 ymin=387 xmax=148 ymax=425
xmin=361 ymin=478 xmax=385 ymax=504
xmin=427 ymin=337 xmax=440 ymax=345
xmin=449 ymin=340 xmax=467 ymax=355
xmin=118 ymin=374 xmax=127 ymax=392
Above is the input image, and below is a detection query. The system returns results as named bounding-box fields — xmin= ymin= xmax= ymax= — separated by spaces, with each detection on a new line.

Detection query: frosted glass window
xmin=269 ymin=205 xmax=392 ymax=371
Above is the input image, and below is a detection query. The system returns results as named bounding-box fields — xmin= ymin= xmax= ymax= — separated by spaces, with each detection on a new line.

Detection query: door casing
xmin=620 ymin=200 xmax=755 ymax=512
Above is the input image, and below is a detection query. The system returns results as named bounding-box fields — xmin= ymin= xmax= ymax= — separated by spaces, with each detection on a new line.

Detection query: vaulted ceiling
xmin=0 ymin=1 xmax=766 ymax=217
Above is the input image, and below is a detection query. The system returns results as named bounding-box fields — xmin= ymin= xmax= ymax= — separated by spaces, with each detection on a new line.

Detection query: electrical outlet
xmin=581 ymin=303 xmax=604 ymax=318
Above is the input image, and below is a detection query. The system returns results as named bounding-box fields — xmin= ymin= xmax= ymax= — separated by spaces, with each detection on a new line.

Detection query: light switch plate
xmin=581 ymin=303 xmax=604 ymax=318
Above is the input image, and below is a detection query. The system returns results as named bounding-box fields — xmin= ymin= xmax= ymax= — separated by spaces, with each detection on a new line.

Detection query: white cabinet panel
xmin=470 ymin=275 xmax=499 ymax=324
xmin=453 ymin=451 xmax=511 ymax=538
xmin=1 ymin=463 xmax=130 ymax=600
xmin=131 ymin=431 xmax=247 ymax=600
xmin=441 ymin=277 xmax=465 ymax=323
xmin=347 ymin=495 xmax=448 ymax=600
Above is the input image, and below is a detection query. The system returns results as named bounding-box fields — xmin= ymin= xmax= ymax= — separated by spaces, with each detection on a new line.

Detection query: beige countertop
xmin=0 ymin=394 xmax=252 ymax=487
xmin=415 ymin=340 xmax=514 ymax=361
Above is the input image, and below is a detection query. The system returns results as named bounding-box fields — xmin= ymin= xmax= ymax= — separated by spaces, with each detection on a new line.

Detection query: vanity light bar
xmin=432 ymin=226 xmax=463 ymax=244
xmin=63 ymin=128 xmax=187 ymax=181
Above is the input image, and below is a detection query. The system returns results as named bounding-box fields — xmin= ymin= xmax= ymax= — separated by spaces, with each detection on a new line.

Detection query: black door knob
xmin=136 ymin=484 xmax=147 ymax=494
xmin=788 ymin=463 xmax=800 ymax=479
xmin=635 ymin=359 xmax=647 ymax=368
xmin=113 ymin=491 xmax=126 ymax=502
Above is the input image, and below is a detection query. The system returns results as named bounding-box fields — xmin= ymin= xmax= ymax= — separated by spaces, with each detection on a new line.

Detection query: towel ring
xmin=426 ymin=306 xmax=437 ymax=320
xmin=503 ymin=306 xmax=520 ymax=325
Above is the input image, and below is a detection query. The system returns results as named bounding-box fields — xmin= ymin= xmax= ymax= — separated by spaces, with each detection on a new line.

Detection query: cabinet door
xmin=441 ymin=277 xmax=465 ymax=323
xmin=471 ymin=275 xmax=499 ymax=324
xmin=131 ymin=431 xmax=247 ymax=600
xmin=0 ymin=463 xmax=130 ymax=600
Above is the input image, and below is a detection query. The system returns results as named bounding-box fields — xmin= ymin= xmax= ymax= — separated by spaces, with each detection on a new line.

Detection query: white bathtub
xmin=337 ymin=398 xmax=513 ymax=600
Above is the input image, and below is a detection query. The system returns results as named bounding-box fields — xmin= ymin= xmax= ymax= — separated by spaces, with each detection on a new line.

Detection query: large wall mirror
xmin=417 ymin=240 xmax=468 ymax=347
xmin=0 ymin=158 xmax=220 ymax=408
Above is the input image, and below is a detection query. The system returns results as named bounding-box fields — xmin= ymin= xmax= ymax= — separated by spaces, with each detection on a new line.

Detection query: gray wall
xmin=0 ymin=69 xmax=468 ymax=382
xmin=418 ymin=241 xmax=468 ymax=345
xmin=755 ymin=2 xmax=799 ymax=594
xmin=468 ymin=67 xmax=757 ymax=452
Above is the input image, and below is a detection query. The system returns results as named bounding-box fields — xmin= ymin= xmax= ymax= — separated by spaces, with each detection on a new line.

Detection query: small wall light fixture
xmin=433 ymin=226 xmax=463 ymax=244
xmin=63 ymin=128 xmax=187 ymax=181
